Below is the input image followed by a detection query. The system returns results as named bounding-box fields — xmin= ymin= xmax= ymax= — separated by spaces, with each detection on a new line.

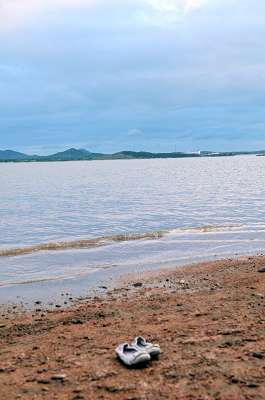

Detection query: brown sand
xmin=0 ymin=255 xmax=264 ymax=400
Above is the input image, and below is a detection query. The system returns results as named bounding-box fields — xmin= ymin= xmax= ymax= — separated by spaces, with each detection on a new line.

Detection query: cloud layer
xmin=1 ymin=0 xmax=265 ymax=154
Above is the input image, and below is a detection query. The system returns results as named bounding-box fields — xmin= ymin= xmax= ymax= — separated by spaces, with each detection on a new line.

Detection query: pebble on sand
xmin=51 ymin=374 xmax=67 ymax=380
xmin=133 ymin=282 xmax=143 ymax=287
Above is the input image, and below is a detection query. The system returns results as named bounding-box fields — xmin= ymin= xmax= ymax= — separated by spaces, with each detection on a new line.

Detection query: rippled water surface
xmin=1 ymin=156 xmax=265 ymax=302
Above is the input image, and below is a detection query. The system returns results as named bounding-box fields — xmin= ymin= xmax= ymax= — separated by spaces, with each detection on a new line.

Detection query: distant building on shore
xmin=186 ymin=150 xmax=201 ymax=155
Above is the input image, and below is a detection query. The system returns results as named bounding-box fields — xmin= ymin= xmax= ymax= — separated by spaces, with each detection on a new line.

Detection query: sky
xmin=1 ymin=0 xmax=265 ymax=155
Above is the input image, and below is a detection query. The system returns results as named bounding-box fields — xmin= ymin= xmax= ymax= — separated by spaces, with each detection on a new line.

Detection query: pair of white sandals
xmin=115 ymin=336 xmax=161 ymax=366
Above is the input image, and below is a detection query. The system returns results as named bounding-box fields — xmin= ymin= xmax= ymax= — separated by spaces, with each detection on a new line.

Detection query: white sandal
xmin=115 ymin=343 xmax=151 ymax=365
xmin=132 ymin=336 xmax=161 ymax=356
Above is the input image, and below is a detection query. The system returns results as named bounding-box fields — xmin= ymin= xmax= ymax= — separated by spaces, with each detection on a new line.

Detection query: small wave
xmin=0 ymin=225 xmax=242 ymax=259
xmin=0 ymin=231 xmax=168 ymax=258
xmin=176 ymin=224 xmax=242 ymax=233
xmin=0 ymin=272 xmax=92 ymax=287
xmin=0 ymin=264 xmax=123 ymax=287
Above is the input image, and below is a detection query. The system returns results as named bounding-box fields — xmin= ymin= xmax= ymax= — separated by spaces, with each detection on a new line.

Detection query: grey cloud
xmin=1 ymin=0 xmax=265 ymax=153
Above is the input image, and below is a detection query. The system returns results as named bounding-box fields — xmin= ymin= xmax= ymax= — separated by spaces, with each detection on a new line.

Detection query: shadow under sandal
xmin=115 ymin=343 xmax=151 ymax=366
xmin=132 ymin=336 xmax=161 ymax=356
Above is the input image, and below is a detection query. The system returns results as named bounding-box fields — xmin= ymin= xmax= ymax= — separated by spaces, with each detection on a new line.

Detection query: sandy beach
xmin=0 ymin=255 xmax=264 ymax=400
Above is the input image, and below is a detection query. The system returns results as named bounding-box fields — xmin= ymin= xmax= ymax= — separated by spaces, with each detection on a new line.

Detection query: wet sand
xmin=0 ymin=255 xmax=264 ymax=399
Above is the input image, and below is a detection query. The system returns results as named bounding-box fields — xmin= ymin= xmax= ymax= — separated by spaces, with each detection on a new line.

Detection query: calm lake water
xmin=1 ymin=155 xmax=265 ymax=304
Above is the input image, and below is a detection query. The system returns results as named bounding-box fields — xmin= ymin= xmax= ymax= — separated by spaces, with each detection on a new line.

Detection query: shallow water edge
xmin=0 ymin=250 xmax=264 ymax=310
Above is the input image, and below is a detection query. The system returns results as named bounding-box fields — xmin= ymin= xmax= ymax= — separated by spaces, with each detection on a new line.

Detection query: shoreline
xmin=0 ymin=255 xmax=264 ymax=399
xmin=1 ymin=249 xmax=263 ymax=309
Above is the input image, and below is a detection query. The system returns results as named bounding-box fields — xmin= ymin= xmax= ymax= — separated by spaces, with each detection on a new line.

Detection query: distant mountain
xmin=0 ymin=148 xmax=199 ymax=162
xmin=78 ymin=148 xmax=93 ymax=154
xmin=0 ymin=150 xmax=35 ymax=160
xmin=1 ymin=147 xmax=265 ymax=162
xmin=0 ymin=148 xmax=103 ymax=162
xmin=42 ymin=148 xmax=92 ymax=160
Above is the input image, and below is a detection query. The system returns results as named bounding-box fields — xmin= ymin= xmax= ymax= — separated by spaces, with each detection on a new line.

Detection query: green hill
xmin=116 ymin=151 xmax=200 ymax=159
xmin=40 ymin=148 xmax=93 ymax=161
xmin=0 ymin=150 xmax=35 ymax=160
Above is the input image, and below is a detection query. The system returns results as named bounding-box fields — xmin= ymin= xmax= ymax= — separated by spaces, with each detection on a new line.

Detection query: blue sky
xmin=1 ymin=0 xmax=265 ymax=155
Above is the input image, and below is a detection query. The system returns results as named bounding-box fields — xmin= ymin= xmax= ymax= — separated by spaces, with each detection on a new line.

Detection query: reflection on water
xmin=1 ymin=156 xmax=265 ymax=249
